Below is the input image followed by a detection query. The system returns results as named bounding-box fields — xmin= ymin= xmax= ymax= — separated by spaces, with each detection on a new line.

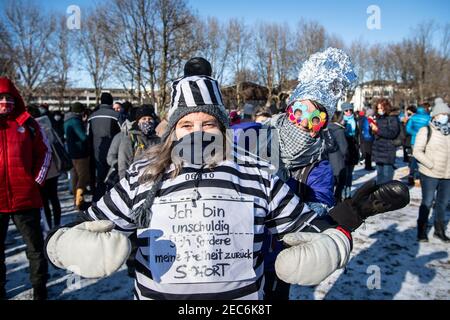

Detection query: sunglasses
xmin=287 ymin=101 xmax=327 ymax=132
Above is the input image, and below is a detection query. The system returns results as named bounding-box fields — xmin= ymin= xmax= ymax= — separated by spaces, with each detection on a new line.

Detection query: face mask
xmin=38 ymin=107 xmax=47 ymax=115
xmin=172 ymin=131 xmax=224 ymax=165
xmin=0 ymin=100 xmax=14 ymax=114
xmin=54 ymin=115 xmax=62 ymax=121
xmin=138 ymin=120 xmax=156 ymax=136
xmin=378 ymin=111 xmax=384 ymax=116
xmin=435 ymin=114 xmax=449 ymax=125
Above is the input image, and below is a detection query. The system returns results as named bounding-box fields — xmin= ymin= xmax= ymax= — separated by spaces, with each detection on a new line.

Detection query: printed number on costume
xmin=146 ymin=194 xmax=256 ymax=284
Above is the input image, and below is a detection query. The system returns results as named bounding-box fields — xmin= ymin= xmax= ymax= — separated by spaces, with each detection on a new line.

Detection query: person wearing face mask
xmin=117 ymin=105 xmax=161 ymax=180
xmin=341 ymin=103 xmax=360 ymax=199
xmin=43 ymin=59 xmax=409 ymax=300
xmin=406 ymin=104 xmax=431 ymax=186
xmin=370 ymin=98 xmax=401 ymax=184
xmin=0 ymin=77 xmax=51 ymax=300
xmin=413 ymin=98 xmax=450 ymax=242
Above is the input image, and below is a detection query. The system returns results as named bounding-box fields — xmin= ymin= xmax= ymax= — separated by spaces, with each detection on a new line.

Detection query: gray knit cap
xmin=431 ymin=97 xmax=450 ymax=117
xmin=162 ymin=75 xmax=229 ymax=141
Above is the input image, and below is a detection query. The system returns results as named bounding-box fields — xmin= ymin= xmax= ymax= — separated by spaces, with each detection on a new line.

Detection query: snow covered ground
xmin=4 ymin=152 xmax=450 ymax=300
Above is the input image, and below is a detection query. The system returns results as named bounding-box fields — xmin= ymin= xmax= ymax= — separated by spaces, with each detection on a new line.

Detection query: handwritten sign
xmin=148 ymin=194 xmax=256 ymax=284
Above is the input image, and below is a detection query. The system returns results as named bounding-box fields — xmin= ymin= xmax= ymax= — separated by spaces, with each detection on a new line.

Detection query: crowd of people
xmin=0 ymin=48 xmax=446 ymax=301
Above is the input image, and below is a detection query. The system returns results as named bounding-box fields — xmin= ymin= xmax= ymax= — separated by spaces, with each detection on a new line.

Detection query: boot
xmin=330 ymin=180 xmax=410 ymax=232
xmin=433 ymin=222 xmax=450 ymax=242
xmin=75 ymin=188 xmax=85 ymax=209
xmin=33 ymin=284 xmax=47 ymax=300
xmin=417 ymin=222 xmax=429 ymax=242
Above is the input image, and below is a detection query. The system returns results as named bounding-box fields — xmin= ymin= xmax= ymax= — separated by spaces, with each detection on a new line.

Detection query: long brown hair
xmin=376 ymin=98 xmax=392 ymax=115
xmin=138 ymin=121 xmax=228 ymax=185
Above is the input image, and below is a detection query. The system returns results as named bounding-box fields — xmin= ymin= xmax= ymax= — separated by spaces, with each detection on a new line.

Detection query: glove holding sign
xmin=46 ymin=220 xmax=131 ymax=278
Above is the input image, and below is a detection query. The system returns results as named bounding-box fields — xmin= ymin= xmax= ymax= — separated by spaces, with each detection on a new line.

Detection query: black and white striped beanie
xmin=163 ymin=75 xmax=229 ymax=140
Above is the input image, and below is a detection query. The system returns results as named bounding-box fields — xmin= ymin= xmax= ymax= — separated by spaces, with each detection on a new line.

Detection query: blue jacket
xmin=406 ymin=107 xmax=430 ymax=145
xmin=263 ymin=160 xmax=335 ymax=272
xmin=359 ymin=116 xmax=374 ymax=142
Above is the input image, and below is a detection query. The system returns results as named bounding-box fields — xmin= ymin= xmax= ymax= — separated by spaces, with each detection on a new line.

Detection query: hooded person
xmin=0 ymin=77 xmax=51 ymax=300
xmin=117 ymin=105 xmax=161 ymax=180
xmin=44 ymin=59 xmax=410 ymax=300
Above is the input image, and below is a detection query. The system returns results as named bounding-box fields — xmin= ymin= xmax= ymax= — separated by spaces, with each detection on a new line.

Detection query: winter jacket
xmin=118 ymin=125 xmax=160 ymax=179
xmin=0 ymin=77 xmax=51 ymax=213
xmin=406 ymin=107 xmax=431 ymax=145
xmin=35 ymin=115 xmax=60 ymax=180
xmin=372 ymin=114 xmax=400 ymax=165
xmin=64 ymin=112 xmax=88 ymax=159
xmin=263 ymin=159 xmax=335 ymax=272
xmin=328 ymin=122 xmax=349 ymax=176
xmin=413 ymin=124 xmax=450 ymax=179
xmin=87 ymin=104 xmax=121 ymax=178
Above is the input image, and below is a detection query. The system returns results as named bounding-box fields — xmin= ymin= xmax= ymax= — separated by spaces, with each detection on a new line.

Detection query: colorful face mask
xmin=287 ymin=100 xmax=327 ymax=132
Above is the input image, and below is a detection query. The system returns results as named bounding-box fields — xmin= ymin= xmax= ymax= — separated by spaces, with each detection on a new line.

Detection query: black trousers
xmin=263 ymin=271 xmax=291 ymax=300
xmin=0 ymin=209 xmax=48 ymax=289
xmin=40 ymin=177 xmax=62 ymax=228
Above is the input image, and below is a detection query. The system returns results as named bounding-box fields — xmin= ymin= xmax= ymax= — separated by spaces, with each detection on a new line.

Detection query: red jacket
xmin=0 ymin=78 xmax=52 ymax=213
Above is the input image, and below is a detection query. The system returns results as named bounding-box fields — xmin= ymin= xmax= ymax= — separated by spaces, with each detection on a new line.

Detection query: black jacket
xmin=372 ymin=114 xmax=400 ymax=165
xmin=88 ymin=105 xmax=121 ymax=176
xmin=328 ymin=122 xmax=349 ymax=176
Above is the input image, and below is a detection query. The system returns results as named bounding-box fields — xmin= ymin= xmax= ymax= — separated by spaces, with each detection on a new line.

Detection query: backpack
xmin=392 ymin=118 xmax=406 ymax=147
xmin=26 ymin=118 xmax=73 ymax=172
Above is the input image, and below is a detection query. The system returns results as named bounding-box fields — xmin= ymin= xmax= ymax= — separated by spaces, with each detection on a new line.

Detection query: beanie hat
xmin=184 ymin=57 xmax=212 ymax=77
xmin=162 ymin=74 xmax=229 ymax=140
xmin=71 ymin=102 xmax=85 ymax=114
xmin=431 ymin=98 xmax=450 ymax=117
xmin=100 ymin=92 xmax=113 ymax=105
xmin=135 ymin=105 xmax=157 ymax=121
xmin=341 ymin=102 xmax=354 ymax=111
xmin=288 ymin=47 xmax=357 ymax=118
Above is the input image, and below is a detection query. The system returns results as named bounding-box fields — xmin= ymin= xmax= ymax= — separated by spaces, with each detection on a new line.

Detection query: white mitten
xmin=46 ymin=220 xmax=131 ymax=278
xmin=274 ymin=228 xmax=351 ymax=286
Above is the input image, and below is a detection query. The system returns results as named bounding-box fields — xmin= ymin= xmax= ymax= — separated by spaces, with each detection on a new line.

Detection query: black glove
xmin=330 ymin=180 xmax=410 ymax=232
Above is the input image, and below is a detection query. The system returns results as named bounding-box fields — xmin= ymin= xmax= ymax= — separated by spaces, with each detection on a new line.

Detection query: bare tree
xmin=227 ymin=18 xmax=251 ymax=106
xmin=51 ymin=16 xmax=74 ymax=109
xmin=155 ymin=0 xmax=198 ymax=109
xmin=0 ymin=0 xmax=56 ymax=102
xmin=293 ymin=20 xmax=326 ymax=73
xmin=77 ymin=7 xmax=113 ymax=104
xmin=411 ymin=21 xmax=436 ymax=101
xmin=197 ymin=17 xmax=232 ymax=84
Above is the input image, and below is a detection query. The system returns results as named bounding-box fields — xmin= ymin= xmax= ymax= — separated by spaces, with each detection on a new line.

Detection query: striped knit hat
xmin=163 ymin=75 xmax=229 ymax=140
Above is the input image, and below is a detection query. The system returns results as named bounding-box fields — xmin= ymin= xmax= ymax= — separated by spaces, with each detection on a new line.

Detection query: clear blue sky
xmin=36 ymin=0 xmax=450 ymax=45
xmin=9 ymin=0 xmax=449 ymax=88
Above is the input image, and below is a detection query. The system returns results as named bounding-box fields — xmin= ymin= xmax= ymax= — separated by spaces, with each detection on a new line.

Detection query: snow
xmin=4 ymin=151 xmax=450 ymax=300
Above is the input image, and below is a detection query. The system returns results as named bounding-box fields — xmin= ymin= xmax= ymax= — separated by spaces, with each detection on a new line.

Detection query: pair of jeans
xmin=0 ymin=209 xmax=48 ymax=290
xmin=40 ymin=177 xmax=61 ymax=228
xmin=376 ymin=164 xmax=394 ymax=184
xmin=409 ymin=157 xmax=419 ymax=179
xmin=418 ymin=174 xmax=450 ymax=228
